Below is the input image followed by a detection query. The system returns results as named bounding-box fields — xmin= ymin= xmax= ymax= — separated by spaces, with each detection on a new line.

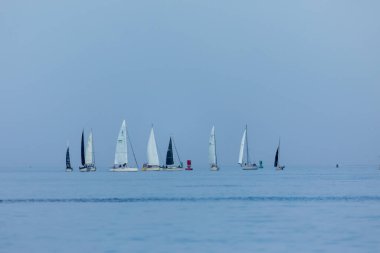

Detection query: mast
xmin=80 ymin=130 xmax=85 ymax=166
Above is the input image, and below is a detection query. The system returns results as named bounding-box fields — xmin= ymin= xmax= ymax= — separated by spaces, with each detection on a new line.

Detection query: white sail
xmin=238 ymin=128 xmax=246 ymax=164
xmin=114 ymin=120 xmax=128 ymax=166
xmin=209 ymin=126 xmax=217 ymax=166
xmin=147 ymin=127 xmax=160 ymax=166
xmin=85 ymin=130 xmax=94 ymax=165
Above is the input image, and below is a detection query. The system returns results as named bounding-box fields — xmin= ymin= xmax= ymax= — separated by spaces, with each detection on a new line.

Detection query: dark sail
xmin=274 ymin=146 xmax=279 ymax=167
xmin=66 ymin=147 xmax=71 ymax=169
xmin=81 ymin=131 xmax=85 ymax=166
xmin=166 ymin=138 xmax=174 ymax=166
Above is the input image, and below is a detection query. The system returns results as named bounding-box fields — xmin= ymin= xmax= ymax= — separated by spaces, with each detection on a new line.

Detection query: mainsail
xmin=80 ymin=130 xmax=85 ymax=166
xmin=114 ymin=120 xmax=128 ymax=166
xmin=166 ymin=137 xmax=174 ymax=166
xmin=238 ymin=128 xmax=246 ymax=164
xmin=274 ymin=146 xmax=279 ymax=167
xmin=209 ymin=126 xmax=217 ymax=166
xmin=147 ymin=127 xmax=159 ymax=166
xmin=66 ymin=146 xmax=71 ymax=169
xmin=85 ymin=130 xmax=94 ymax=165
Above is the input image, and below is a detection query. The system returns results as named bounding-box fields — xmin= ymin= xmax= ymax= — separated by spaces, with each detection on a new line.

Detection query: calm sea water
xmin=1 ymin=167 xmax=380 ymax=253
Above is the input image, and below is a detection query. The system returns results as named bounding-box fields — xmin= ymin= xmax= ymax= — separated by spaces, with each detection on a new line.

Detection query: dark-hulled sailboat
xmin=66 ymin=143 xmax=73 ymax=172
xmin=274 ymin=139 xmax=285 ymax=170
xmin=162 ymin=137 xmax=183 ymax=171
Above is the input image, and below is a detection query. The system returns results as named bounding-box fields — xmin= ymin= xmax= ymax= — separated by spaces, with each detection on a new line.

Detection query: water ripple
xmin=1 ymin=196 xmax=380 ymax=204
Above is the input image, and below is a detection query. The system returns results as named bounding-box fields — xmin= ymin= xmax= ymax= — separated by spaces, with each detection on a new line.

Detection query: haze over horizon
xmin=0 ymin=1 xmax=379 ymax=169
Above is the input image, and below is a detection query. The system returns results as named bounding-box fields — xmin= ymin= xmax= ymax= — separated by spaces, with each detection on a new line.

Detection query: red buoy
xmin=186 ymin=160 xmax=193 ymax=170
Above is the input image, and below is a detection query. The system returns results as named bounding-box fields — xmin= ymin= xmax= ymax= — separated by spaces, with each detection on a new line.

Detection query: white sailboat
xmin=79 ymin=129 xmax=96 ymax=172
xmin=238 ymin=125 xmax=258 ymax=170
xmin=110 ymin=120 xmax=138 ymax=172
xmin=142 ymin=126 xmax=161 ymax=171
xmin=209 ymin=126 xmax=219 ymax=171
xmin=274 ymin=139 xmax=285 ymax=170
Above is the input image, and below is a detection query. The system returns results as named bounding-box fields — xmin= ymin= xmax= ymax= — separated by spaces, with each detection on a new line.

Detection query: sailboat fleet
xmin=66 ymin=122 xmax=286 ymax=172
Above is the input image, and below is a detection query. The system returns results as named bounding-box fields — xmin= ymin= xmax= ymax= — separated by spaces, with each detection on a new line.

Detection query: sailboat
xmin=209 ymin=126 xmax=219 ymax=171
xmin=274 ymin=139 xmax=285 ymax=170
xmin=142 ymin=126 xmax=161 ymax=171
xmin=79 ymin=129 xmax=96 ymax=172
xmin=162 ymin=137 xmax=184 ymax=171
xmin=238 ymin=125 xmax=258 ymax=170
xmin=65 ymin=143 xmax=73 ymax=172
xmin=111 ymin=120 xmax=139 ymax=172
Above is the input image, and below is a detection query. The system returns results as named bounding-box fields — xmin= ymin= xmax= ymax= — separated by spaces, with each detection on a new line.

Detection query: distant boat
xmin=238 ymin=125 xmax=258 ymax=170
xmin=65 ymin=143 xmax=73 ymax=172
xmin=259 ymin=161 xmax=264 ymax=169
xmin=142 ymin=126 xmax=161 ymax=171
xmin=209 ymin=126 xmax=219 ymax=171
xmin=162 ymin=137 xmax=184 ymax=171
xmin=110 ymin=120 xmax=138 ymax=172
xmin=274 ymin=139 xmax=285 ymax=170
xmin=79 ymin=130 xmax=96 ymax=172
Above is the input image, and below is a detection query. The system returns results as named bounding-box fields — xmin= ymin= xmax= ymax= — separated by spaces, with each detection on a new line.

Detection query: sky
xmin=0 ymin=0 xmax=379 ymax=169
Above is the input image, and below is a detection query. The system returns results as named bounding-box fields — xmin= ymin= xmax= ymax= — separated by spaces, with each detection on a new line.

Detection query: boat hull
xmin=79 ymin=165 xmax=96 ymax=172
xmin=242 ymin=166 xmax=258 ymax=170
xmin=241 ymin=163 xmax=258 ymax=170
xmin=276 ymin=166 xmax=285 ymax=170
xmin=162 ymin=167 xmax=184 ymax=171
xmin=141 ymin=166 xmax=161 ymax=171
xmin=65 ymin=168 xmax=73 ymax=172
xmin=210 ymin=165 xmax=219 ymax=171
xmin=110 ymin=167 xmax=138 ymax=172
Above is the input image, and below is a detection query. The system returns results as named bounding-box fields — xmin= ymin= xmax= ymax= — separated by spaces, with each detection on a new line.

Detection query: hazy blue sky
xmin=0 ymin=1 xmax=379 ymax=169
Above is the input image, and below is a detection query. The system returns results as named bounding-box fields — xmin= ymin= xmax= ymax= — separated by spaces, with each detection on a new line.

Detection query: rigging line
xmin=172 ymin=136 xmax=182 ymax=163
xmin=157 ymin=141 xmax=164 ymax=167
xmin=214 ymin=129 xmax=218 ymax=165
xmin=91 ymin=129 xmax=96 ymax=165
xmin=245 ymin=124 xmax=250 ymax=164
xmin=126 ymin=128 xmax=139 ymax=168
